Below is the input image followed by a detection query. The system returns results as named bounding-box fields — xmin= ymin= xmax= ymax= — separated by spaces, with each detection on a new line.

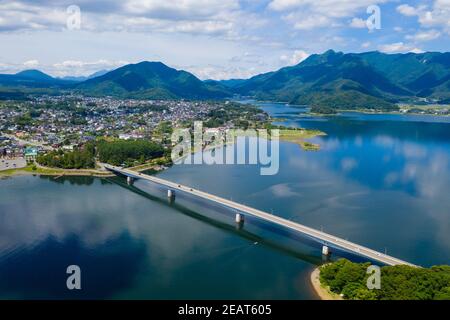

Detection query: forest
xmin=36 ymin=142 xmax=96 ymax=169
xmin=96 ymin=139 xmax=165 ymax=167
xmin=37 ymin=140 xmax=165 ymax=169
xmin=320 ymin=259 xmax=450 ymax=300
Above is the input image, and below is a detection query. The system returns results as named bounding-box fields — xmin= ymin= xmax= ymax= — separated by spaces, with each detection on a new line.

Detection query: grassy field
xmin=196 ymin=127 xmax=326 ymax=152
xmin=278 ymin=129 xmax=326 ymax=151
xmin=0 ymin=164 xmax=113 ymax=178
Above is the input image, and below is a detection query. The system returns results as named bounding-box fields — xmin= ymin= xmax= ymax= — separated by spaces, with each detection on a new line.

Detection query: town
xmin=0 ymin=95 xmax=268 ymax=172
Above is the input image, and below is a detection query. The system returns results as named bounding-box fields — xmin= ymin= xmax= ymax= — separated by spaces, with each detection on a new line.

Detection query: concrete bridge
xmin=104 ymin=164 xmax=417 ymax=267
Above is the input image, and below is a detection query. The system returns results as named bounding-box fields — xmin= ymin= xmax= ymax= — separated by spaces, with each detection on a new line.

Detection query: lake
xmin=0 ymin=102 xmax=449 ymax=299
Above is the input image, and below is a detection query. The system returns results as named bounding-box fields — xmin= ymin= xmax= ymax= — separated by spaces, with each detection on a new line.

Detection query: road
xmin=0 ymin=158 xmax=26 ymax=171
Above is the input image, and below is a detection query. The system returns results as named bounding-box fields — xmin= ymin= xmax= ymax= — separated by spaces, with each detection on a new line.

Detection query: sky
xmin=0 ymin=0 xmax=449 ymax=80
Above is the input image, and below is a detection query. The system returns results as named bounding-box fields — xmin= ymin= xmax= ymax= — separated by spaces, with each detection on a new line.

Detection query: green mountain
xmin=232 ymin=50 xmax=450 ymax=112
xmin=357 ymin=51 xmax=450 ymax=103
xmin=15 ymin=69 xmax=55 ymax=82
xmin=76 ymin=61 xmax=230 ymax=99
xmin=0 ymin=69 xmax=73 ymax=87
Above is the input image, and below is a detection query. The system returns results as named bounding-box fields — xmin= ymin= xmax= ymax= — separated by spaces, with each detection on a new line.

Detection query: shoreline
xmin=308 ymin=109 xmax=450 ymax=117
xmin=0 ymin=161 xmax=169 ymax=179
xmin=0 ymin=166 xmax=115 ymax=178
xmin=310 ymin=266 xmax=343 ymax=300
xmin=241 ymin=99 xmax=450 ymax=117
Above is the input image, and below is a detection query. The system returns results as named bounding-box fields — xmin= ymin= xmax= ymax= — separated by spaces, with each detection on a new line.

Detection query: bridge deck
xmin=105 ymin=164 xmax=417 ymax=267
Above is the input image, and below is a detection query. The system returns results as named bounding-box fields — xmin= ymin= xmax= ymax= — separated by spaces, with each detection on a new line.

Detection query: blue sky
xmin=0 ymin=0 xmax=449 ymax=79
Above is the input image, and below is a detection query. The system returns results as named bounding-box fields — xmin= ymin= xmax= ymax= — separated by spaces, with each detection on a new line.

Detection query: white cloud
xmin=269 ymin=0 xmax=388 ymax=16
xmin=269 ymin=0 xmax=391 ymax=31
xmin=378 ymin=42 xmax=423 ymax=53
xmin=23 ymin=59 xmax=39 ymax=68
xmin=0 ymin=2 xmax=67 ymax=32
xmin=406 ymin=29 xmax=441 ymax=41
xmin=52 ymin=59 xmax=129 ymax=77
xmin=0 ymin=0 xmax=253 ymax=40
xmin=289 ymin=14 xmax=332 ymax=30
xmin=184 ymin=64 xmax=260 ymax=80
xmin=350 ymin=17 xmax=367 ymax=29
xmin=418 ymin=0 xmax=450 ymax=31
xmin=396 ymin=4 xmax=422 ymax=16
xmin=124 ymin=0 xmax=239 ymax=18
xmin=279 ymin=50 xmax=310 ymax=65
xmin=397 ymin=1 xmax=450 ymax=35
xmin=410 ymin=48 xmax=425 ymax=54
xmin=361 ymin=41 xmax=371 ymax=48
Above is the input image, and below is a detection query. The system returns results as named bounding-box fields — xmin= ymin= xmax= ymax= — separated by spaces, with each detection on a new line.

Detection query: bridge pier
xmin=167 ymin=189 xmax=175 ymax=200
xmin=322 ymin=245 xmax=330 ymax=256
xmin=127 ymin=176 xmax=134 ymax=185
xmin=235 ymin=213 xmax=244 ymax=225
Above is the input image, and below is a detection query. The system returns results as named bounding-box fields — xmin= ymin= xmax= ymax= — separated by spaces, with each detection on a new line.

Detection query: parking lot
xmin=0 ymin=158 xmax=27 ymax=171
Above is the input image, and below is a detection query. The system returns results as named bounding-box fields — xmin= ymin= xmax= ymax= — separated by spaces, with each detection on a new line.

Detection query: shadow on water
xmin=0 ymin=233 xmax=147 ymax=299
xmin=37 ymin=175 xmax=109 ymax=186
xmin=108 ymin=176 xmax=326 ymax=267
xmin=37 ymin=175 xmax=115 ymax=186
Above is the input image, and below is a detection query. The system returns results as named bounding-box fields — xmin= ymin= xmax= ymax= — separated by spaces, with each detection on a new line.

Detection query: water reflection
xmin=252 ymin=103 xmax=450 ymax=265
xmin=0 ymin=233 xmax=146 ymax=299
xmin=0 ymin=176 xmax=320 ymax=299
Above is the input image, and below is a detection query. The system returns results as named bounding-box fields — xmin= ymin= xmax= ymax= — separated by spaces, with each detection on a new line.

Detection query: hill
xmin=0 ymin=69 xmax=73 ymax=88
xmin=76 ymin=61 xmax=230 ymax=99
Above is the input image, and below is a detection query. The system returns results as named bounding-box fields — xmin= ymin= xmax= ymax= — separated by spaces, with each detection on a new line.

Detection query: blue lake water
xmin=0 ymin=102 xmax=449 ymax=299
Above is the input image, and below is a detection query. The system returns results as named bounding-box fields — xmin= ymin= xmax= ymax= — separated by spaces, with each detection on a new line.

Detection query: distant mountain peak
xmin=323 ymin=49 xmax=339 ymax=55
xmin=15 ymin=69 xmax=54 ymax=81
xmin=76 ymin=60 xmax=229 ymax=99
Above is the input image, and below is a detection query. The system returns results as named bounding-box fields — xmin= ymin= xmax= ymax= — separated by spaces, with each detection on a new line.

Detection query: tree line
xmin=319 ymin=259 xmax=450 ymax=300
xmin=37 ymin=139 xmax=166 ymax=169
xmin=96 ymin=139 xmax=165 ymax=166
xmin=36 ymin=143 xmax=96 ymax=169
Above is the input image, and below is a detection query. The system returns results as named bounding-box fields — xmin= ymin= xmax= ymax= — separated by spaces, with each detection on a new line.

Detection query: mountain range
xmin=219 ymin=50 xmax=450 ymax=112
xmin=58 ymin=69 xmax=110 ymax=82
xmin=1 ymin=50 xmax=450 ymax=112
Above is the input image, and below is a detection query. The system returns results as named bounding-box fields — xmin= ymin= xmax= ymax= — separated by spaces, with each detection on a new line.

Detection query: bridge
xmin=104 ymin=164 xmax=417 ymax=267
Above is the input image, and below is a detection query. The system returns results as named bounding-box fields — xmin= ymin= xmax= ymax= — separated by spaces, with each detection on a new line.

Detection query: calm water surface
xmin=1 ymin=102 xmax=449 ymax=299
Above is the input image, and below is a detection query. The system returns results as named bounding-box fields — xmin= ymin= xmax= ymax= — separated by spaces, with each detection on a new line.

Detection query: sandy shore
xmin=310 ymin=266 xmax=343 ymax=300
